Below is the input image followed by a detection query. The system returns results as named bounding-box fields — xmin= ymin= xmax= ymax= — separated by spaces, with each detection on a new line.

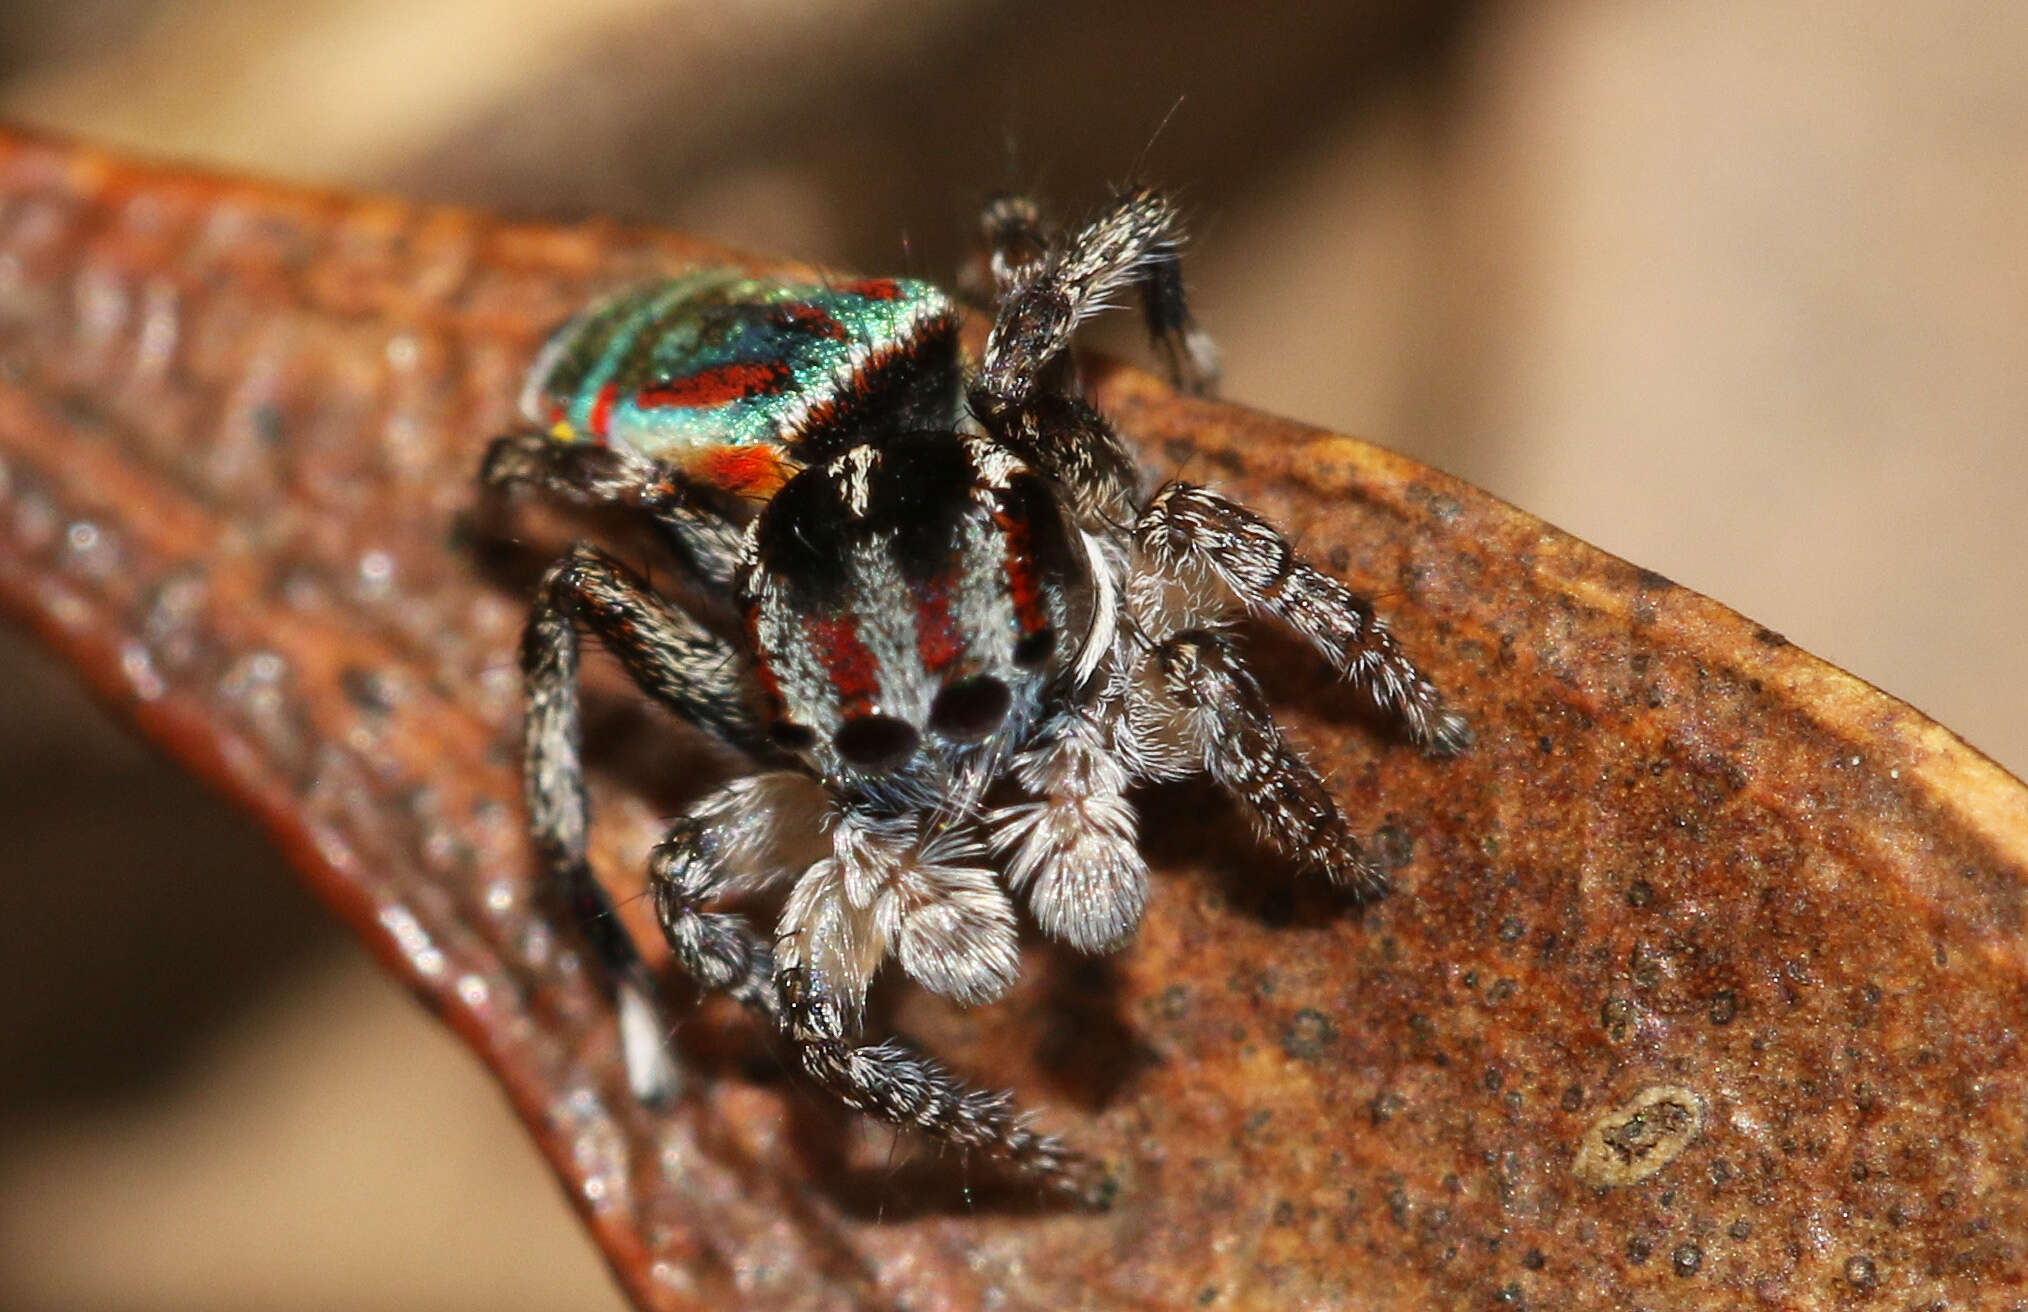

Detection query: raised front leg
xmin=519 ymin=542 xmax=766 ymax=1100
xmin=974 ymin=186 xmax=1218 ymax=404
xmin=967 ymin=189 xmax=1219 ymax=522
xmin=1137 ymin=482 xmax=1471 ymax=755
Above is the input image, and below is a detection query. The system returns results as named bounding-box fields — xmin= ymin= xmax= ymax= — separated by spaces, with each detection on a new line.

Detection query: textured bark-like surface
xmin=2 ymin=126 xmax=2024 ymax=1309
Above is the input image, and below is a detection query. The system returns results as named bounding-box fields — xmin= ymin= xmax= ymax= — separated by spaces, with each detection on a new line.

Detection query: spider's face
xmin=743 ymin=432 xmax=1090 ymax=794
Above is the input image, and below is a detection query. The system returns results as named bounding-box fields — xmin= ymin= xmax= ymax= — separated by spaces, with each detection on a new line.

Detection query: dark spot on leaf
xmin=1601 ymin=996 xmax=1636 ymax=1044
xmin=1372 ymin=823 xmax=1414 ymax=870
xmin=1282 ymin=1009 xmax=1336 ymax=1061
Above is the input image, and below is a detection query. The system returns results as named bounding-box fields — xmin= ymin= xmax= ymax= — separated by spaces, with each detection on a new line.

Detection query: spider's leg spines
xmin=780 ymin=967 xmax=1111 ymax=1205
xmin=483 ymin=432 xmax=749 ymax=587
xmin=649 ymin=820 xmax=782 ymax=1020
xmin=1152 ymin=628 xmax=1386 ymax=894
xmin=975 ymin=186 xmax=1216 ymax=407
xmin=646 ymin=772 xmax=825 ymax=1021
xmin=539 ymin=543 xmax=769 ymax=754
xmin=518 ymin=544 xmax=774 ymax=1100
xmin=1135 ymin=482 xmax=1468 ymax=754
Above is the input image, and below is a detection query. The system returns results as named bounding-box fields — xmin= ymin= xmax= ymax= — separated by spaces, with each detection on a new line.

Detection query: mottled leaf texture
xmin=2 ymin=126 xmax=2024 ymax=1310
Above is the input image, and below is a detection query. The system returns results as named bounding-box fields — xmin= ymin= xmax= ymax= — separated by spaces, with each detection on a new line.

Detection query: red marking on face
xmin=837 ymin=277 xmax=903 ymax=302
xmin=770 ymin=302 xmax=849 ymax=340
xmin=993 ymin=510 xmax=1050 ymax=638
xmin=636 ymin=360 xmax=793 ymax=409
xmin=913 ymin=575 xmax=965 ymax=675
xmin=588 ymin=382 xmax=618 ymax=443
xmin=685 ymin=444 xmax=795 ymax=499
xmin=807 ymin=612 xmax=879 ymax=717
xmin=545 ymin=399 xmax=566 ymax=427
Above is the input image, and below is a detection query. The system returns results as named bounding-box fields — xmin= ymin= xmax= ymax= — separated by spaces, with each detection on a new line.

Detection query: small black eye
xmin=770 ymin=720 xmax=816 ymax=751
xmin=1012 ymin=627 xmax=1057 ymax=669
xmin=929 ymin=676 xmax=1012 ymax=742
xmin=833 ymin=715 xmax=920 ymax=771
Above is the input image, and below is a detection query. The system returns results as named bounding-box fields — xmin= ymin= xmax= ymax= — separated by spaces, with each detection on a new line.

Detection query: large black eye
xmin=929 ymin=676 xmax=1012 ymax=742
xmin=833 ymin=715 xmax=920 ymax=771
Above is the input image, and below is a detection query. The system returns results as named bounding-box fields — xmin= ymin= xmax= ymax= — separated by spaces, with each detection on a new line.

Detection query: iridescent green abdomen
xmin=520 ymin=271 xmax=961 ymax=497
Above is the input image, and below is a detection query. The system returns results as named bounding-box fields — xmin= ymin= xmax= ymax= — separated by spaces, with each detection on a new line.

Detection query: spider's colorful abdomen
xmin=520 ymin=271 xmax=961 ymax=497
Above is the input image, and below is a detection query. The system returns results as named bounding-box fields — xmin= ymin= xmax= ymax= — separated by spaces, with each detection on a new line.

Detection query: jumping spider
xmin=482 ymin=188 xmax=1468 ymax=1204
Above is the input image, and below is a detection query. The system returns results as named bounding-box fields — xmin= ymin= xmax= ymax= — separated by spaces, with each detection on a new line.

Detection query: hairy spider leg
xmin=520 ymin=543 xmax=766 ymax=1100
xmin=483 ymin=433 xmax=748 ymax=587
xmin=1152 ymin=629 xmax=1383 ymax=892
xmin=975 ymin=186 xmax=1219 ymax=408
xmin=1136 ymin=483 xmax=1471 ymax=756
xmin=965 ymin=189 xmax=1220 ymax=522
xmin=781 ymin=962 xmax=1109 ymax=1206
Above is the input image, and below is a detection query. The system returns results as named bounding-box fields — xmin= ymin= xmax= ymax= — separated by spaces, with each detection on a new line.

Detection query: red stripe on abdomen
xmin=636 ymin=360 xmax=793 ymax=409
xmin=588 ymin=382 xmax=618 ymax=442
xmin=836 ymin=277 xmax=902 ymax=301
xmin=769 ymin=302 xmax=849 ymax=339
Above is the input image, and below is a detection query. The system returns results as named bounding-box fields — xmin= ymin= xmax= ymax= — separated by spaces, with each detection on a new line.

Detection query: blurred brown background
xmin=1 ymin=2 xmax=2022 ymax=1307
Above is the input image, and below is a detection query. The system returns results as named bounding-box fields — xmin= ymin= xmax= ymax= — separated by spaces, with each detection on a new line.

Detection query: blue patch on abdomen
xmin=521 ymin=272 xmax=961 ymax=493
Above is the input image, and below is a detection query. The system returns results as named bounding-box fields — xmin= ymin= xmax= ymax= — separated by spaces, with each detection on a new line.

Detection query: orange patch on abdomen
xmin=685 ymin=444 xmax=796 ymax=498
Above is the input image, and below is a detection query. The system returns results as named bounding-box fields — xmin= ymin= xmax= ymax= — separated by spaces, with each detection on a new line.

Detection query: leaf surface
xmin=2 ymin=127 xmax=2022 ymax=1310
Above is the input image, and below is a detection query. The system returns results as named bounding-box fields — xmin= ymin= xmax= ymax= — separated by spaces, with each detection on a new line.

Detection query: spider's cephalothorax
xmin=484 ymin=188 xmax=1468 ymax=1205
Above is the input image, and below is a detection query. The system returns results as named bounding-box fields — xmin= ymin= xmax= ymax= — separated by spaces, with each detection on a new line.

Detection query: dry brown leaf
xmin=2 ymin=126 xmax=2023 ymax=1310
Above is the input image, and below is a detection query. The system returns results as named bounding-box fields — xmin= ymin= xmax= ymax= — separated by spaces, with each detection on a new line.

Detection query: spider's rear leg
xmin=520 ymin=542 xmax=767 ymax=1101
xmin=1150 ymin=628 xmax=1383 ymax=894
xmin=1136 ymin=482 xmax=1471 ymax=755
